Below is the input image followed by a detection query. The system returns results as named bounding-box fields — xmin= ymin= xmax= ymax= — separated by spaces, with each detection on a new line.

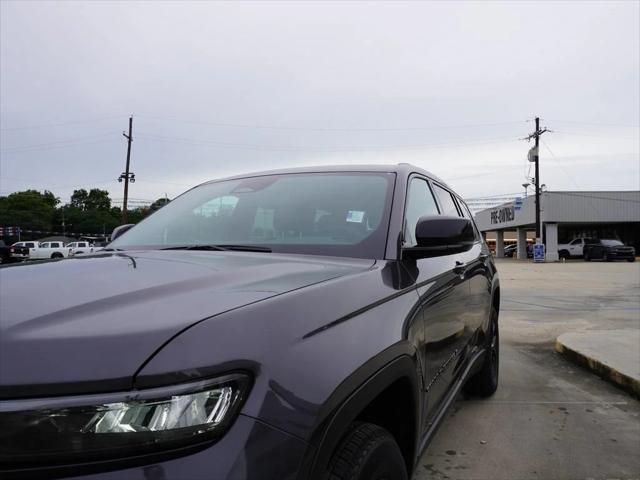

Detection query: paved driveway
xmin=415 ymin=260 xmax=640 ymax=480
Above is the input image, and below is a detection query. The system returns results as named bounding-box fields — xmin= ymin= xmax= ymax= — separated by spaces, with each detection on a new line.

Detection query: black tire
xmin=51 ymin=252 xmax=63 ymax=259
xmin=559 ymin=250 xmax=570 ymax=260
xmin=628 ymin=258 xmax=636 ymax=263
xmin=328 ymin=422 xmax=408 ymax=480
xmin=464 ymin=308 xmax=499 ymax=397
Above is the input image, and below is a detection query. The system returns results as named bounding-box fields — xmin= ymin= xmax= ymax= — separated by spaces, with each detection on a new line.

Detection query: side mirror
xmin=403 ymin=216 xmax=475 ymax=259
xmin=110 ymin=224 xmax=134 ymax=242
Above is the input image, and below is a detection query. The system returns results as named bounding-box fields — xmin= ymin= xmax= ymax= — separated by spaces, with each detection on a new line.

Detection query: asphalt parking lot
xmin=415 ymin=259 xmax=640 ymax=480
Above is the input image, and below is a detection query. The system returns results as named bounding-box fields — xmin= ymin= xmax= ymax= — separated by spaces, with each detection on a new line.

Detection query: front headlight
xmin=0 ymin=373 xmax=250 ymax=470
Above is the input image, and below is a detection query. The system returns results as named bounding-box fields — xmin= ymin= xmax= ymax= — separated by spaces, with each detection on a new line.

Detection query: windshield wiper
xmin=162 ymin=244 xmax=272 ymax=253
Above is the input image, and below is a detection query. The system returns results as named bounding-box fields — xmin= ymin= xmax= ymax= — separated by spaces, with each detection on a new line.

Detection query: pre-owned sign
xmin=490 ymin=206 xmax=515 ymax=225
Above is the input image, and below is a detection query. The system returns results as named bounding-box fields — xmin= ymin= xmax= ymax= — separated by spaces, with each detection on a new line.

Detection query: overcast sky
xmin=1 ymin=0 xmax=638 ymax=206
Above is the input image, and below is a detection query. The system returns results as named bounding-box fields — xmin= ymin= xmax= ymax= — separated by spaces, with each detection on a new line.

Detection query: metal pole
xmin=122 ymin=116 xmax=133 ymax=223
xmin=534 ymin=116 xmax=541 ymax=242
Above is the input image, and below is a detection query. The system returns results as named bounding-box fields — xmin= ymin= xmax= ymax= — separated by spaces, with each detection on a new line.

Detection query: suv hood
xmin=0 ymin=250 xmax=373 ymax=398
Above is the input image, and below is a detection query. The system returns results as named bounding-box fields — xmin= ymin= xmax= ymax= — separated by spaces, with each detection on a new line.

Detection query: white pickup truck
xmin=10 ymin=241 xmax=38 ymax=260
xmin=557 ymin=237 xmax=594 ymax=259
xmin=67 ymin=241 xmax=103 ymax=256
xmin=30 ymin=241 xmax=70 ymax=260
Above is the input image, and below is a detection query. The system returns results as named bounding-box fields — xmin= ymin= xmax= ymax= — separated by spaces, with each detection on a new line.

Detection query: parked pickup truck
xmin=67 ymin=241 xmax=104 ymax=256
xmin=0 ymin=240 xmax=13 ymax=264
xmin=10 ymin=241 xmax=38 ymax=260
xmin=584 ymin=239 xmax=636 ymax=262
xmin=557 ymin=237 xmax=594 ymax=259
xmin=30 ymin=241 xmax=69 ymax=260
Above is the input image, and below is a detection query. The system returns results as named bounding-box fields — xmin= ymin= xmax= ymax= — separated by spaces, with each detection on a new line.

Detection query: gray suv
xmin=0 ymin=164 xmax=499 ymax=480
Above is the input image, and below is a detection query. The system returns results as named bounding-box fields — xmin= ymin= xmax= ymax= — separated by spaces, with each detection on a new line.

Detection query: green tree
xmin=0 ymin=190 xmax=59 ymax=232
xmin=70 ymin=188 xmax=111 ymax=211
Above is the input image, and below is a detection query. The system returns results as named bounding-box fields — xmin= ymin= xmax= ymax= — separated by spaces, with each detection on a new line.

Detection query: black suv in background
xmin=0 ymin=165 xmax=499 ymax=480
xmin=584 ymin=238 xmax=636 ymax=262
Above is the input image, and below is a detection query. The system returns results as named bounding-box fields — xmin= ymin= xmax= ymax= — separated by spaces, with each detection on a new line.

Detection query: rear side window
xmin=457 ymin=198 xmax=481 ymax=241
xmin=404 ymin=178 xmax=440 ymax=247
xmin=432 ymin=184 xmax=460 ymax=217
xmin=26 ymin=243 xmax=35 ymax=248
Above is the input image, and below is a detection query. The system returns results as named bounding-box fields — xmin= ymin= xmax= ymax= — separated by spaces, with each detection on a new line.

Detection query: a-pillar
xmin=495 ymin=230 xmax=505 ymax=258
xmin=545 ymin=223 xmax=559 ymax=262
xmin=517 ymin=228 xmax=528 ymax=260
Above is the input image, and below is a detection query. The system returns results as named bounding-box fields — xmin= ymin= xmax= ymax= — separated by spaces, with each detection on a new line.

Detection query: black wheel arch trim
xmin=297 ymin=346 xmax=422 ymax=480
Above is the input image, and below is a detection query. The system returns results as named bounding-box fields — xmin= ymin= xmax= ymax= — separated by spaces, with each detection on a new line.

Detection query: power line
xmin=549 ymin=191 xmax=640 ymax=204
xmin=551 ymin=120 xmax=640 ymax=129
xmin=0 ymin=177 xmax=117 ymax=190
xmin=465 ymin=192 xmax=523 ymax=200
xmin=0 ymin=115 xmax=128 ymax=132
xmin=136 ymin=114 xmax=528 ymax=132
xmin=0 ymin=132 xmax=119 ymax=153
xmin=445 ymin=165 xmax=525 ymax=181
xmin=553 ymin=131 xmax=639 ymax=141
xmin=135 ymin=131 xmax=521 ymax=152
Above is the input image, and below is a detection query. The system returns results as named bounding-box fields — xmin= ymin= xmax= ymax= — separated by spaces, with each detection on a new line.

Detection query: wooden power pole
xmin=119 ymin=116 xmax=135 ymax=223
xmin=526 ymin=117 xmax=549 ymax=242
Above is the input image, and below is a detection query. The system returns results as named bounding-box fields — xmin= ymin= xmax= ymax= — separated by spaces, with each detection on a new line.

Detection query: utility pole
xmin=118 ymin=116 xmax=135 ymax=223
xmin=525 ymin=117 xmax=549 ymax=243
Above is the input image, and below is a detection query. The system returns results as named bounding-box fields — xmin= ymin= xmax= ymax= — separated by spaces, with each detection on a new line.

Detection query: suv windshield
xmin=110 ymin=172 xmax=395 ymax=259
xmin=601 ymin=239 xmax=624 ymax=246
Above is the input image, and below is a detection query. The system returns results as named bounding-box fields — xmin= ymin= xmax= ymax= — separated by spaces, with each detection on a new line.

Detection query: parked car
xmin=67 ymin=241 xmax=103 ymax=256
xmin=10 ymin=241 xmax=38 ymax=260
xmin=29 ymin=241 xmax=69 ymax=260
xmin=0 ymin=240 xmax=12 ymax=264
xmin=583 ymin=239 xmax=636 ymax=262
xmin=504 ymin=244 xmax=517 ymax=257
xmin=557 ymin=237 xmax=594 ymax=259
xmin=0 ymin=165 xmax=500 ymax=480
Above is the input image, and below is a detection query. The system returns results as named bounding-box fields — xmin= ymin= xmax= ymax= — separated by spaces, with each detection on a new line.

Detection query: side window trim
xmin=457 ymin=196 xmax=482 ymax=243
xmin=402 ymin=174 xmax=440 ymax=246
xmin=449 ymin=194 xmax=463 ymax=217
xmin=431 ymin=181 xmax=463 ymax=217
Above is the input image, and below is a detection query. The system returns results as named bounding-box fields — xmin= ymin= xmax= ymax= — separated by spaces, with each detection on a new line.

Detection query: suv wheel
xmin=559 ymin=250 xmax=569 ymax=260
xmin=464 ymin=308 xmax=499 ymax=397
xmin=328 ymin=422 xmax=408 ymax=480
xmin=51 ymin=252 xmax=64 ymax=259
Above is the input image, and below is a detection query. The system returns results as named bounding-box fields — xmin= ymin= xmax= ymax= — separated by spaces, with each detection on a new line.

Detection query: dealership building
xmin=474 ymin=191 xmax=640 ymax=261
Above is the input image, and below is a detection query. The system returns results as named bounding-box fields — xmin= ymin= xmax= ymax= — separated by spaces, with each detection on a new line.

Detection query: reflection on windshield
xmin=111 ymin=172 xmax=395 ymax=259
xmin=601 ymin=240 xmax=624 ymax=246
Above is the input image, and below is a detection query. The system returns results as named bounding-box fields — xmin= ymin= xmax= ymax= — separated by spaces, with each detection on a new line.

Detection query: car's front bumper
xmin=606 ymin=250 xmax=636 ymax=260
xmin=3 ymin=415 xmax=310 ymax=480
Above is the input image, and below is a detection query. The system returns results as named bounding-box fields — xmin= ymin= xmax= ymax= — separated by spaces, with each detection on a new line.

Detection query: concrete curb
xmin=555 ymin=339 xmax=640 ymax=399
